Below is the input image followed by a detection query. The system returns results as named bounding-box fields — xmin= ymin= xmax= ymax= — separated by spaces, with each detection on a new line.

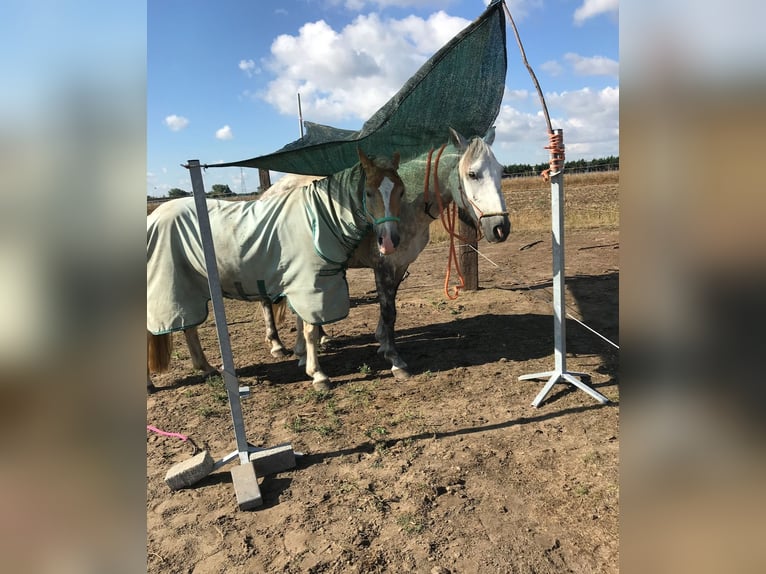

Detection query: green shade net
xmin=207 ymin=0 xmax=506 ymax=175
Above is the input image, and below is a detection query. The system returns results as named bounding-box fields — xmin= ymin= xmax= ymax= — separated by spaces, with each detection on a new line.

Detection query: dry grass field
xmin=147 ymin=171 xmax=619 ymax=573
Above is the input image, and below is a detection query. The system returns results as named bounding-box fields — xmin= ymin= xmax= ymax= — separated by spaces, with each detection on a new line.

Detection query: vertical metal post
xmin=518 ymin=131 xmax=608 ymax=407
xmin=551 ymin=157 xmax=567 ymax=375
xmin=297 ymin=92 xmax=304 ymax=138
xmin=187 ymin=160 xmax=251 ymax=463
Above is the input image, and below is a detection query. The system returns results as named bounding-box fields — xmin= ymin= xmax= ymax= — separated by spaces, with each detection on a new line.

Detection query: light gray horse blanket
xmin=147 ymin=164 xmax=371 ymax=335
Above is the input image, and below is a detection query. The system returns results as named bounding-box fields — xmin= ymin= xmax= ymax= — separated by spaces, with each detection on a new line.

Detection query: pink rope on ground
xmin=147 ymin=425 xmax=188 ymax=441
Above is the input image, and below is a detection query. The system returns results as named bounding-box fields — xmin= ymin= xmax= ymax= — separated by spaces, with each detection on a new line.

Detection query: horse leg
xmin=374 ymin=263 xmax=411 ymax=380
xmin=260 ymin=301 xmax=290 ymax=357
xmin=147 ymin=330 xmax=172 ymax=391
xmin=318 ymin=324 xmax=332 ymax=345
xmin=146 ymin=335 xmax=156 ymax=393
xmin=293 ymin=315 xmax=306 ymax=367
xmin=147 ymin=366 xmax=156 ymax=393
xmin=183 ymin=327 xmax=218 ymax=376
xmin=293 ymin=317 xmax=330 ymax=390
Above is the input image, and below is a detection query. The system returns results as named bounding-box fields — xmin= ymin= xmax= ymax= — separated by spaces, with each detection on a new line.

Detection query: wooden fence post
xmin=459 ymin=217 xmax=479 ymax=290
xmin=258 ymin=169 xmax=271 ymax=193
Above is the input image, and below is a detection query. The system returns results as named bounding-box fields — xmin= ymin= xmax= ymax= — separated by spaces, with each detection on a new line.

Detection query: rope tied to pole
xmin=541 ymin=130 xmax=566 ymax=182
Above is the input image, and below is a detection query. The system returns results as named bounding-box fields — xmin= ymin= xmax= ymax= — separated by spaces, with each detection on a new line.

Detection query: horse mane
xmin=458 ymin=135 xmax=491 ymax=175
xmin=367 ymin=155 xmax=398 ymax=171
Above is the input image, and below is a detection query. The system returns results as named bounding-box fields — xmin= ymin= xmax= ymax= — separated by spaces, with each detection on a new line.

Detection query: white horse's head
xmin=358 ymin=148 xmax=404 ymax=256
xmin=450 ymin=127 xmax=511 ymax=243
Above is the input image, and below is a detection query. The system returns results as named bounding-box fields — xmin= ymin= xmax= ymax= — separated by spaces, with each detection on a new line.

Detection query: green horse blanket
xmin=147 ymin=164 xmax=372 ymax=334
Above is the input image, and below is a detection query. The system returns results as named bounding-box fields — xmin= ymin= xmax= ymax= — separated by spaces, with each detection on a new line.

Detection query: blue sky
xmin=147 ymin=0 xmax=618 ymax=196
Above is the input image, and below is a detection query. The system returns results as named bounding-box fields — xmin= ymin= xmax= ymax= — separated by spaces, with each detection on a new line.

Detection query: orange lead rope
xmin=428 ymin=145 xmax=466 ymax=300
xmin=424 ymin=144 xmax=489 ymax=300
xmin=443 ymin=202 xmax=465 ymax=300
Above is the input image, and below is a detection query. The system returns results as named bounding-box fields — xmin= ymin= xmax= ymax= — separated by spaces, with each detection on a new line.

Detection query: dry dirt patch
xmin=147 ymin=175 xmax=619 ymax=573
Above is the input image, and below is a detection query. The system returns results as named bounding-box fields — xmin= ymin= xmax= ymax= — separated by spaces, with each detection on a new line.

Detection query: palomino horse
xmin=260 ymin=127 xmax=510 ymax=379
xmin=147 ymin=149 xmax=404 ymax=391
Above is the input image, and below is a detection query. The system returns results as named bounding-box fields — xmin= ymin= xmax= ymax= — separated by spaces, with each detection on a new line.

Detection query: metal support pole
xmin=187 ymin=160 xmax=251 ymax=463
xmin=518 ymin=131 xmax=609 ymax=407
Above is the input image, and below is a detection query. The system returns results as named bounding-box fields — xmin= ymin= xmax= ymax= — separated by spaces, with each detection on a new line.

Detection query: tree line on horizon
xmin=148 ymin=155 xmax=619 ymax=200
xmin=502 ymin=155 xmax=619 ymax=177
xmin=149 ymin=183 xmax=235 ymax=200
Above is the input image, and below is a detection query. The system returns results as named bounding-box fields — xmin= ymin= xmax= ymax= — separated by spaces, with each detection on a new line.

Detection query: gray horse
xmin=260 ymin=127 xmax=510 ymax=380
xmin=147 ymin=149 xmax=404 ymax=391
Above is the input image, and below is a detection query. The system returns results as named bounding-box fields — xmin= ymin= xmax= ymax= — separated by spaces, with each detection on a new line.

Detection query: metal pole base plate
xmin=519 ymin=370 xmax=609 ymax=408
xmin=212 ymin=443 xmax=299 ymax=511
xmin=230 ymin=462 xmax=263 ymax=510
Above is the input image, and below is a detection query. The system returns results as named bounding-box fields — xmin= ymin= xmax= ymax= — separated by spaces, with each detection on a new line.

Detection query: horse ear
xmin=484 ymin=126 xmax=496 ymax=146
xmin=392 ymin=151 xmax=400 ymax=170
xmin=449 ymin=127 xmax=468 ymax=150
xmin=357 ymin=147 xmax=371 ymax=168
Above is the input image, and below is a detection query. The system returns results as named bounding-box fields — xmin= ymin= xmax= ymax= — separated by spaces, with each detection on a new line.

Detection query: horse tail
xmin=147 ymin=331 xmax=173 ymax=374
xmin=273 ymin=299 xmax=288 ymax=325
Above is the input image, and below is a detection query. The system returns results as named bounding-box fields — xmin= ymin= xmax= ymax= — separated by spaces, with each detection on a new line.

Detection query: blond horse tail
xmin=273 ymin=299 xmax=288 ymax=325
xmin=147 ymin=331 xmax=173 ymax=374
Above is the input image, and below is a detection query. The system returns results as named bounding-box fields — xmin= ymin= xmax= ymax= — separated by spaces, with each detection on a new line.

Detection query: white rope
xmin=519 ymin=281 xmax=620 ymax=351
xmin=566 ymin=312 xmax=620 ymax=350
xmin=460 ymin=242 xmax=500 ymax=267
xmin=421 ymin=239 xmax=618 ymax=352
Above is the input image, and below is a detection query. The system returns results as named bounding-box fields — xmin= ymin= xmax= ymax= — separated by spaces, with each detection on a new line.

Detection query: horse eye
xmin=468 ymin=170 xmax=479 ymax=180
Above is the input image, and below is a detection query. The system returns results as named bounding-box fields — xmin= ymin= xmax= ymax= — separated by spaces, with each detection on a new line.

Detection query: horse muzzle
xmin=378 ymin=227 xmax=400 ymax=255
xmin=480 ymin=213 xmax=511 ymax=243
xmin=375 ymin=216 xmax=401 ymax=255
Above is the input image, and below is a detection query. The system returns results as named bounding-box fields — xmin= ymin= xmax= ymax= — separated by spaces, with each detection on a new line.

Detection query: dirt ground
xmin=147 ymin=178 xmax=619 ymax=573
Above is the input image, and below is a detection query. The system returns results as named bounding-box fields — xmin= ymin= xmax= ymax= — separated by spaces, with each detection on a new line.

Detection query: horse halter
xmin=374 ymin=215 xmax=401 ymax=224
xmin=422 ymin=143 xmax=509 ymax=229
xmin=456 ymin=144 xmax=509 ymax=223
xmin=362 ymin=164 xmax=402 ymax=226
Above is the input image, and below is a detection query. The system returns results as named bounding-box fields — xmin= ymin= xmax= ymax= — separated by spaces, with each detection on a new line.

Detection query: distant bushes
xmin=503 ymin=156 xmax=619 ymax=178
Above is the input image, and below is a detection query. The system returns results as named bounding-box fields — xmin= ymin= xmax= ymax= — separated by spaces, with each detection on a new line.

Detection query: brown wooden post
xmin=258 ymin=169 xmax=271 ymax=193
xmin=459 ymin=218 xmax=479 ymax=290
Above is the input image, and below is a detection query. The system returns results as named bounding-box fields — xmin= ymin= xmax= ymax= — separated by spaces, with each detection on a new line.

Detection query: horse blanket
xmin=206 ymin=0 xmax=506 ymax=175
xmin=147 ymin=164 xmax=371 ymax=334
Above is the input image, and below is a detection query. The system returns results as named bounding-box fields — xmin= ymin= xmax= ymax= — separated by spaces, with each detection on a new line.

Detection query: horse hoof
xmin=270 ymin=348 xmax=292 ymax=358
xmin=312 ymin=377 xmax=331 ymax=392
xmin=392 ymin=367 xmax=411 ymax=380
xmin=147 ymin=382 xmax=157 ymax=394
xmin=200 ymin=368 xmax=220 ymax=381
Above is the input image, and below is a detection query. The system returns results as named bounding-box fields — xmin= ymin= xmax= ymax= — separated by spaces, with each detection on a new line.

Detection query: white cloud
xmin=541 ymin=60 xmax=564 ymax=77
xmin=260 ymin=11 xmax=469 ymax=123
xmin=239 ymin=59 xmax=258 ymax=77
xmin=564 ymin=53 xmax=619 ymax=77
xmin=494 ymin=85 xmax=619 ymax=162
xmin=337 ymin=0 xmax=455 ymax=10
xmin=547 ymin=86 xmax=619 ymax=156
xmin=336 ymin=0 xmax=542 ymax=20
xmin=164 ymin=114 xmax=189 ymax=132
xmin=504 ymin=89 xmax=530 ymax=101
xmin=215 ymin=125 xmax=233 ymax=140
xmin=495 ymin=105 xmax=546 ymax=142
xmin=573 ymin=0 xmax=618 ymax=25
